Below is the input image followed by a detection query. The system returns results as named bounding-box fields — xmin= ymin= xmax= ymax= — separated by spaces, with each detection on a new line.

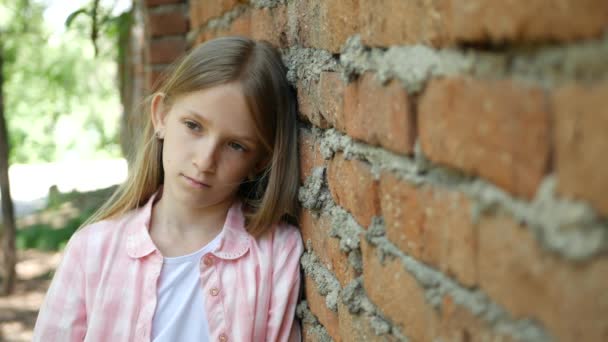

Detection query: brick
xmin=299 ymin=129 xmax=326 ymax=183
xmin=190 ymin=0 xmax=242 ymax=28
xmin=327 ymin=153 xmax=380 ymax=228
xmin=297 ymin=72 xmax=345 ymax=129
xmin=301 ymin=321 xmax=315 ymax=342
xmin=318 ymin=72 xmax=346 ymax=128
xmin=304 ymin=276 xmax=341 ymax=341
xmin=296 ymin=79 xmax=330 ymax=128
xmin=418 ymin=77 xmax=550 ymax=199
xmin=148 ymin=10 xmax=189 ymax=37
xmin=194 ymin=32 xmax=206 ymax=46
xmin=344 ymin=72 xmax=414 ymax=155
xmin=436 ymin=294 xmax=515 ymax=342
xmin=361 ymin=237 xmax=439 ymax=341
xmin=379 ymin=172 xmax=478 ymax=287
xmin=228 ymin=10 xmax=250 ymax=36
xmin=337 ymin=301 xmax=396 ymax=342
xmin=297 ymin=0 xmax=358 ymax=53
xmin=300 ymin=210 xmax=359 ymax=287
xmin=379 ymin=174 xmax=425 ymax=257
xmin=446 ymin=0 xmax=608 ymax=44
xmin=478 ymin=215 xmax=608 ymax=341
xmin=147 ymin=67 xmax=169 ymax=91
xmin=251 ymin=5 xmax=288 ymax=48
xmin=302 ymin=321 xmax=323 ymax=342
xmin=189 ymin=0 xmax=202 ymax=29
xmin=553 ymin=81 xmax=608 ymax=217
xmin=299 ymin=210 xmax=331 ymax=262
xmin=359 ymin=0 xmax=445 ymax=47
xmin=148 ymin=37 xmax=186 ymax=64
xmin=197 ymin=10 xmax=251 ymax=44
xmin=146 ymin=0 xmax=183 ymax=7
xmin=359 ymin=0 xmax=608 ymax=47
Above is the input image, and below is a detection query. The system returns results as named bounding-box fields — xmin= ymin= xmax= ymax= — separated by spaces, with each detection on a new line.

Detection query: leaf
xmin=65 ymin=8 xmax=89 ymax=28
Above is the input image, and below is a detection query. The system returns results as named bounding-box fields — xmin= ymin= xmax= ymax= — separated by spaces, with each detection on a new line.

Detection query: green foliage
xmin=0 ymin=0 xmax=127 ymax=164
xmin=16 ymin=185 xmax=116 ymax=251
xmin=15 ymin=215 xmax=86 ymax=251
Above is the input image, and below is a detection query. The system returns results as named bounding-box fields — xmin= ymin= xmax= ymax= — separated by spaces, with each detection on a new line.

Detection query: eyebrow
xmin=186 ymin=109 xmax=258 ymax=144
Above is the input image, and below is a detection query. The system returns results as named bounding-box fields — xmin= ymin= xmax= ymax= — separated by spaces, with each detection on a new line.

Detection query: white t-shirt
xmin=151 ymin=233 xmax=222 ymax=341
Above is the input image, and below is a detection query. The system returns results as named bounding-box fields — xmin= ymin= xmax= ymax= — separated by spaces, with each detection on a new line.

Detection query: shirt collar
xmin=126 ymin=190 xmax=251 ymax=260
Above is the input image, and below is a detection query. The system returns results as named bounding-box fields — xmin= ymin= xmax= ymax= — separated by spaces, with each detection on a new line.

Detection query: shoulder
xmin=255 ymin=221 xmax=304 ymax=258
xmin=272 ymin=222 xmax=303 ymax=247
xmin=67 ymin=207 xmax=143 ymax=254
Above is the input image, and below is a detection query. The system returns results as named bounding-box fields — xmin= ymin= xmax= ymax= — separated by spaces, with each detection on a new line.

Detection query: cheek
xmin=161 ymin=145 xmax=171 ymax=171
xmin=160 ymin=137 xmax=184 ymax=171
xmin=221 ymin=154 xmax=258 ymax=178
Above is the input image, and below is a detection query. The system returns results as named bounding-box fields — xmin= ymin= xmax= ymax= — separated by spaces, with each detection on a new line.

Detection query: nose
xmin=192 ymin=138 xmax=220 ymax=173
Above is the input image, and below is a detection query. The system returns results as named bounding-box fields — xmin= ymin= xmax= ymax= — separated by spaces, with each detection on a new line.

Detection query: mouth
xmin=181 ymin=174 xmax=211 ymax=189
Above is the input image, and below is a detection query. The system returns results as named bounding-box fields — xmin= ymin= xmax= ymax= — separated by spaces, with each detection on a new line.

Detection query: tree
xmin=0 ymin=34 xmax=16 ymax=295
xmin=0 ymin=0 xmax=130 ymax=293
xmin=0 ymin=0 xmax=38 ymax=296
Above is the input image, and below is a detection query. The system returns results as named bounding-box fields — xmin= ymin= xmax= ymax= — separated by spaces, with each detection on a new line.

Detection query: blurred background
xmin=0 ymin=0 xmax=130 ymax=340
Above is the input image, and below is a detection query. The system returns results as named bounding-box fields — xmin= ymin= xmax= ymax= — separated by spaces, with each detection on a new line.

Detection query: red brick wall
xmin=134 ymin=0 xmax=608 ymax=340
xmin=143 ymin=0 xmax=189 ymax=89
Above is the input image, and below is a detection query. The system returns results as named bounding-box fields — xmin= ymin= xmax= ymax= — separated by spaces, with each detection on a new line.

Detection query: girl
xmin=33 ymin=36 xmax=303 ymax=342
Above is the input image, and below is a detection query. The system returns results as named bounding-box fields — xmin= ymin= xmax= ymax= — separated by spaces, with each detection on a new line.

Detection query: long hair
xmin=83 ymin=36 xmax=299 ymax=237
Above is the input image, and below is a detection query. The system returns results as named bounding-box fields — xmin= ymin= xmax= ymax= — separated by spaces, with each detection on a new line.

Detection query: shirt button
xmin=219 ymin=333 xmax=228 ymax=342
xmin=203 ymin=255 xmax=214 ymax=266
xmin=210 ymin=287 xmax=220 ymax=296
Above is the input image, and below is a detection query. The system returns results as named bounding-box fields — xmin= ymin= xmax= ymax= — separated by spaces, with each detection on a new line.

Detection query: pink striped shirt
xmin=33 ymin=192 xmax=304 ymax=341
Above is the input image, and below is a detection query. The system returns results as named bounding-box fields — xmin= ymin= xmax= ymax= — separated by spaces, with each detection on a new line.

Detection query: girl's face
xmin=151 ymin=82 xmax=266 ymax=210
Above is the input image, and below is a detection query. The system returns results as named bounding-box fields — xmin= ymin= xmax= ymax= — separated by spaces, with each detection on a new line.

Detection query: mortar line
xmin=280 ymin=33 xmax=608 ymax=94
xmin=300 ymin=184 xmax=553 ymax=342
xmin=300 ymin=248 xmax=408 ymax=341
xmin=300 ymin=125 xmax=608 ymax=260
xmin=296 ymin=300 xmax=333 ymax=342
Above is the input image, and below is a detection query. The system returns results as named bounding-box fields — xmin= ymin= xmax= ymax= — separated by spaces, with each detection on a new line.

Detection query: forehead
xmin=172 ymin=83 xmax=258 ymax=139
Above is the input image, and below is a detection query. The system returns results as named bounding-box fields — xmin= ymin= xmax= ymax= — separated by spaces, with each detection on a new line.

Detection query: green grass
xmin=16 ymin=186 xmax=117 ymax=251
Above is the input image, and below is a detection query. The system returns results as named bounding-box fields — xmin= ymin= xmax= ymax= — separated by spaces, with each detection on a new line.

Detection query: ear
xmin=150 ymin=92 xmax=169 ymax=137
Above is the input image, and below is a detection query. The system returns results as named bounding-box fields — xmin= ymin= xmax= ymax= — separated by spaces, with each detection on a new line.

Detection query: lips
xmin=182 ymin=174 xmax=211 ymax=188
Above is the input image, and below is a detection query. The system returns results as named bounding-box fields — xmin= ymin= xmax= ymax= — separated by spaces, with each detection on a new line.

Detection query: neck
xmin=151 ymin=193 xmax=233 ymax=239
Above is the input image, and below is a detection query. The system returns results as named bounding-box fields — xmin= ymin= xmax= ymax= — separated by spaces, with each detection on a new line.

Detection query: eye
xmin=184 ymin=120 xmax=201 ymax=131
xmin=228 ymin=141 xmax=246 ymax=152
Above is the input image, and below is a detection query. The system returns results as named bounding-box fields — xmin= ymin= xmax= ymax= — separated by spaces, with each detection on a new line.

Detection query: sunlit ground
xmin=0 ymin=250 xmax=62 ymax=341
xmin=0 ymin=158 xmax=127 ymax=341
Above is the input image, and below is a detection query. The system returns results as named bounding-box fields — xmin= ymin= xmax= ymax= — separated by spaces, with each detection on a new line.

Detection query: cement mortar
xmin=301 ymin=251 xmax=341 ymax=312
xmin=295 ymin=301 xmax=333 ymax=342
xmin=467 ymin=176 xmax=608 ymax=260
xmin=281 ymin=46 xmax=338 ymax=86
xmin=327 ymin=205 xmax=362 ymax=252
xmin=205 ymin=5 xmax=248 ymax=31
xmin=347 ymin=248 xmax=363 ymax=273
xmin=301 ymin=191 xmax=553 ymax=341
xmin=301 ymin=233 xmax=405 ymax=339
xmin=298 ymin=167 xmax=327 ymax=210
xmin=299 ymin=175 xmax=553 ymax=340
xmin=250 ymin=0 xmax=284 ymax=9
xmin=340 ymin=278 xmax=404 ymax=340
xmin=363 ymin=227 xmax=553 ymax=342
xmin=338 ymin=34 xmax=608 ymax=93
xmin=310 ymin=126 xmax=608 ymax=261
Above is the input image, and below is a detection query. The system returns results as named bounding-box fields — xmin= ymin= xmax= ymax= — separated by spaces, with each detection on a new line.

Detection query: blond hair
xmin=84 ymin=36 xmax=299 ymax=237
